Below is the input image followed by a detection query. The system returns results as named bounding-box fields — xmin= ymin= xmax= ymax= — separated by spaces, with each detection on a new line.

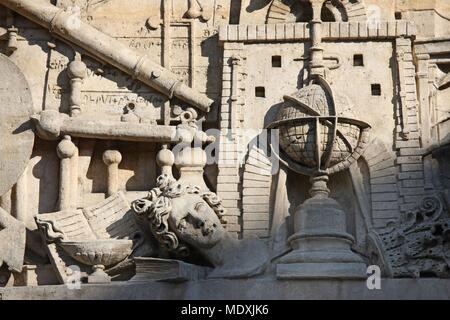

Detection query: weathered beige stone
xmin=0 ymin=207 xmax=25 ymax=272
xmin=0 ymin=53 xmax=34 ymax=198
xmin=0 ymin=0 xmax=449 ymax=300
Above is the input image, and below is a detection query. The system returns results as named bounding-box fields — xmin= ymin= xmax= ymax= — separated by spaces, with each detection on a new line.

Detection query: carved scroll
xmin=368 ymin=194 xmax=450 ymax=278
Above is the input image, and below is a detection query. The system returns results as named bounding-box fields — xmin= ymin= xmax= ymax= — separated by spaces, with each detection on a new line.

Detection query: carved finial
xmin=67 ymin=52 xmax=87 ymax=117
xmin=103 ymin=149 xmax=123 ymax=196
xmin=57 ymin=136 xmax=77 ymax=159
xmin=102 ymin=150 xmax=123 ymax=166
xmin=67 ymin=53 xmax=87 ymax=80
xmin=156 ymin=145 xmax=175 ymax=177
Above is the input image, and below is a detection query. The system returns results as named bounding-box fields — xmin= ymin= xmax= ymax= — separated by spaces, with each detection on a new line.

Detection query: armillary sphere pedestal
xmin=267 ymin=75 xmax=372 ymax=280
xmin=276 ymin=175 xmax=367 ymax=279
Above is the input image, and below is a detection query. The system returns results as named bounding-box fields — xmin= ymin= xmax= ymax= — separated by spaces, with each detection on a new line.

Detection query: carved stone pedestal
xmin=174 ymin=146 xmax=208 ymax=191
xmin=277 ymin=176 xmax=366 ymax=279
xmin=87 ymin=265 xmax=110 ymax=284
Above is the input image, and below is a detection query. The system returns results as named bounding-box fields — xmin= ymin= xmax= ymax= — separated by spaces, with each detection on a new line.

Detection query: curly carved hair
xmin=132 ymin=175 xmax=226 ymax=257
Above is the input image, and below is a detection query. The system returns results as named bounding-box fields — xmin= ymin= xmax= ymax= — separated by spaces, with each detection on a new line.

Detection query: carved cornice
xmin=219 ymin=20 xmax=416 ymax=43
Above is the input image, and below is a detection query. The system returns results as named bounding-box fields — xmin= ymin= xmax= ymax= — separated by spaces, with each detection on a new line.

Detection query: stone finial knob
xmin=57 ymin=136 xmax=77 ymax=159
xmin=103 ymin=150 xmax=122 ymax=166
xmin=67 ymin=54 xmax=87 ymax=79
xmin=309 ymin=175 xmax=330 ymax=199
xmin=156 ymin=146 xmax=175 ymax=168
xmin=68 ymin=60 xmax=87 ymax=79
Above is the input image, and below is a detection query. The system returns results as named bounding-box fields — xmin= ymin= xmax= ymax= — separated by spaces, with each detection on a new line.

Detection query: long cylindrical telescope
xmin=0 ymin=0 xmax=213 ymax=112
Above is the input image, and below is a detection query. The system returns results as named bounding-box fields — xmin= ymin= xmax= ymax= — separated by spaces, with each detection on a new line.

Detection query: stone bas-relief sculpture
xmin=132 ymin=174 xmax=269 ymax=279
xmin=0 ymin=0 xmax=449 ymax=299
xmin=268 ymin=76 xmax=371 ymax=279
xmin=34 ymin=192 xmax=151 ymax=283
xmin=368 ymin=193 xmax=450 ymax=278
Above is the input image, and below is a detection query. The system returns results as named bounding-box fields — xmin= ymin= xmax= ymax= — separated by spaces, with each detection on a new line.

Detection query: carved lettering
xmin=82 ymin=92 xmax=165 ymax=108
xmin=128 ymin=38 xmax=162 ymax=50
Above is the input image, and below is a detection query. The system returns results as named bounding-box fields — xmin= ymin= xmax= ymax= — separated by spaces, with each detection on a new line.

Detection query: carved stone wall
xmin=0 ymin=0 xmax=449 ymax=296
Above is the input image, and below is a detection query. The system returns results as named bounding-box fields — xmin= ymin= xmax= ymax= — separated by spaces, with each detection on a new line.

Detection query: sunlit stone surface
xmin=0 ymin=0 xmax=449 ymax=299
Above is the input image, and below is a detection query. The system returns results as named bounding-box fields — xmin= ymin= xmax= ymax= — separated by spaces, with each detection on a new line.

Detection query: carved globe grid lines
xmin=0 ymin=0 xmax=448 ymax=297
xmin=276 ymin=116 xmax=362 ymax=171
xmin=268 ymin=78 xmax=370 ymax=177
xmin=280 ymin=120 xmax=316 ymax=167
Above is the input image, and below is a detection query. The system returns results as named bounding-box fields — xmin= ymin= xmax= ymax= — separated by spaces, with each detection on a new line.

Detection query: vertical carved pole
xmin=156 ymin=144 xmax=174 ymax=177
xmin=162 ymin=0 xmax=172 ymax=125
xmin=395 ymin=41 xmax=410 ymax=140
xmin=416 ymin=53 xmax=431 ymax=148
xmin=43 ymin=41 xmax=57 ymax=111
xmin=416 ymin=54 xmax=433 ymax=190
xmin=429 ymin=65 xmax=438 ymax=141
xmin=309 ymin=0 xmax=325 ymax=78
xmin=189 ymin=21 xmax=196 ymax=88
xmin=67 ymin=52 xmax=87 ymax=117
xmin=71 ymin=139 xmax=79 ymax=208
xmin=230 ymin=54 xmax=241 ymax=131
xmin=103 ymin=150 xmax=122 ymax=197
xmin=57 ymin=136 xmax=77 ymax=211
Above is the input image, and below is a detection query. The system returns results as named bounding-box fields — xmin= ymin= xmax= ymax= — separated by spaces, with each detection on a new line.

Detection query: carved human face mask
xmin=168 ymin=194 xmax=225 ymax=249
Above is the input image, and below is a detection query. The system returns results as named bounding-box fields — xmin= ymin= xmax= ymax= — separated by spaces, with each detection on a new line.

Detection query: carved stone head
xmin=132 ymin=175 xmax=227 ymax=257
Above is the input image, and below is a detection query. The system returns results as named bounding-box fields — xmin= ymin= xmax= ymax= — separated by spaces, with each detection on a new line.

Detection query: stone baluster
xmin=57 ymin=136 xmax=77 ymax=211
xmin=67 ymin=52 xmax=87 ymax=117
xmin=156 ymin=144 xmax=174 ymax=177
xmin=103 ymin=150 xmax=122 ymax=197
xmin=174 ymin=146 xmax=208 ymax=191
xmin=309 ymin=0 xmax=325 ymax=78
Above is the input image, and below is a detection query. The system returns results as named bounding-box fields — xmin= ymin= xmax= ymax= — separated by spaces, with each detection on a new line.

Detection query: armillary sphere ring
xmin=265 ymin=76 xmax=371 ymax=177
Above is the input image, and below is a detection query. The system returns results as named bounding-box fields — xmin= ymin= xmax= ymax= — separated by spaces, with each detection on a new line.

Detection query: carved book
xmin=132 ymin=258 xmax=211 ymax=282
